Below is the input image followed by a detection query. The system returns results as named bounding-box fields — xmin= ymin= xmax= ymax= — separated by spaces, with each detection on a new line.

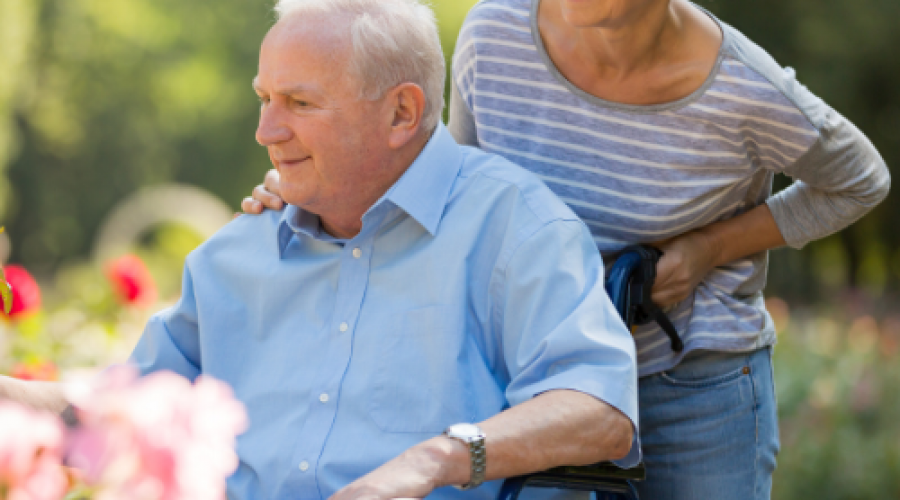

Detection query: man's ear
xmin=386 ymin=82 xmax=426 ymax=150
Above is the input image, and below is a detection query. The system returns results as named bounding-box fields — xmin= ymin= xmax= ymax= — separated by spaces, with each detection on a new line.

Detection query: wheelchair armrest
xmin=499 ymin=462 xmax=645 ymax=500
xmin=538 ymin=461 xmax=646 ymax=482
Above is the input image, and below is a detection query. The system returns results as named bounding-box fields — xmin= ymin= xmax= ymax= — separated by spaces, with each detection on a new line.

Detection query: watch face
xmin=448 ymin=423 xmax=482 ymax=438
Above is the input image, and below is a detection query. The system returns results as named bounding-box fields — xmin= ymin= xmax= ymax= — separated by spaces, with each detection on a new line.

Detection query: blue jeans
xmin=634 ymin=347 xmax=779 ymax=500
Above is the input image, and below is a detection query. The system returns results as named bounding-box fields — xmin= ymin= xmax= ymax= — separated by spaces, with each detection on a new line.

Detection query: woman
xmin=244 ymin=0 xmax=890 ymax=498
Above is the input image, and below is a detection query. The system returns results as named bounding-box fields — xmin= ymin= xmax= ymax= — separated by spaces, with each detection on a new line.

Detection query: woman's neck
xmin=537 ymin=0 xmax=722 ymax=105
xmin=555 ymin=0 xmax=679 ymax=76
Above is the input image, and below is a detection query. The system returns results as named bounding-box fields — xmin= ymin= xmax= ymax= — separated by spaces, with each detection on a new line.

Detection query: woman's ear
xmin=386 ymin=82 xmax=427 ymax=149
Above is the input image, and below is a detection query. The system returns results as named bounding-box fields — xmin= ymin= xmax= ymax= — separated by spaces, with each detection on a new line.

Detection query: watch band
xmin=443 ymin=423 xmax=487 ymax=490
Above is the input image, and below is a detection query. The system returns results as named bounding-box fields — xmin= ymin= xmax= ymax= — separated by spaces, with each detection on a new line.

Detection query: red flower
xmin=105 ymin=254 xmax=157 ymax=307
xmin=10 ymin=361 xmax=59 ymax=381
xmin=1 ymin=265 xmax=42 ymax=319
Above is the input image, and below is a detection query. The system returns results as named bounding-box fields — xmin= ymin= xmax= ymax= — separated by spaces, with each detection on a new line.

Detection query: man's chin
xmin=282 ymin=195 xmax=322 ymax=216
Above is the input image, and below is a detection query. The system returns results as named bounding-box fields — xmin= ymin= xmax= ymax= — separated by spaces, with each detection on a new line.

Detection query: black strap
xmin=638 ymin=302 xmax=684 ymax=352
xmin=620 ymin=245 xmax=684 ymax=352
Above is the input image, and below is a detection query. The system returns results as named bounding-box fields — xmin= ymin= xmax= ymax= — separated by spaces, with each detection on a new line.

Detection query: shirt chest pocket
xmin=368 ymin=305 xmax=475 ymax=433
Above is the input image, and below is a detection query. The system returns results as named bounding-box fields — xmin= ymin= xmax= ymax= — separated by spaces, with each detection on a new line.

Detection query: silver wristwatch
xmin=443 ymin=423 xmax=487 ymax=490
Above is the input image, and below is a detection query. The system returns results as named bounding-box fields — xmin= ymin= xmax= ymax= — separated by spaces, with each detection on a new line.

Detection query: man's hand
xmin=241 ymin=169 xmax=285 ymax=214
xmin=650 ymin=229 xmax=721 ymax=309
xmin=330 ymin=437 xmax=469 ymax=500
xmin=0 ymin=376 xmax=69 ymax=414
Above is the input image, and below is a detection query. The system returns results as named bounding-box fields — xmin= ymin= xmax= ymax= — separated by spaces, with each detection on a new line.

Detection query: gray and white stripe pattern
xmin=450 ymin=0 xmax=831 ymax=375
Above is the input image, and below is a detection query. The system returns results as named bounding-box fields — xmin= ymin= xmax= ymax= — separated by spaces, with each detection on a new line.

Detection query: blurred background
xmin=0 ymin=0 xmax=897 ymax=497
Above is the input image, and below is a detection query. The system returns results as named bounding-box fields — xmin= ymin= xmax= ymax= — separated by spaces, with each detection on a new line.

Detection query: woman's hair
xmin=274 ymin=0 xmax=446 ymax=133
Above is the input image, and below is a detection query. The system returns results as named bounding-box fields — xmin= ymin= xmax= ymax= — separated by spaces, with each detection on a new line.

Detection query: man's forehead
xmin=255 ymin=17 xmax=351 ymax=94
xmin=264 ymin=11 xmax=351 ymax=56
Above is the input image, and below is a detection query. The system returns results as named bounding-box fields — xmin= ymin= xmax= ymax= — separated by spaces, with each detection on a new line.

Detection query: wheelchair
xmin=499 ymin=245 xmax=682 ymax=500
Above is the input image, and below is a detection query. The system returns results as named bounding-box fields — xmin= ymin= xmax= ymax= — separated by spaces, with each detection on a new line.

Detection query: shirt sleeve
xmin=495 ymin=219 xmax=640 ymax=467
xmin=766 ymin=102 xmax=891 ymax=249
xmin=128 ymin=263 xmax=202 ymax=381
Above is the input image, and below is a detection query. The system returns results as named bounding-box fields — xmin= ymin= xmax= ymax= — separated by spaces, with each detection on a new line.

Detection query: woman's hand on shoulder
xmin=241 ymin=169 xmax=285 ymax=214
xmin=650 ymin=230 xmax=722 ymax=309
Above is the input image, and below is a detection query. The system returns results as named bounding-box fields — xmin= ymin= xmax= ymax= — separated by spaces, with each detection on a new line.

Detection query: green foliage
xmin=0 ymin=222 xmax=200 ymax=374
xmin=770 ymin=299 xmax=900 ymax=498
xmin=0 ymin=0 xmax=271 ymax=272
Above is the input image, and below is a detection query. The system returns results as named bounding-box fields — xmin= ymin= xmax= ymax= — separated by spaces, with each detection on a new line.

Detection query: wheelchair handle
xmin=605 ymin=245 xmax=683 ymax=352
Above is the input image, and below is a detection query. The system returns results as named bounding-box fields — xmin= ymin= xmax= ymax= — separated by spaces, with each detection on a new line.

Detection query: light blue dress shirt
xmin=129 ymin=124 xmax=639 ymax=500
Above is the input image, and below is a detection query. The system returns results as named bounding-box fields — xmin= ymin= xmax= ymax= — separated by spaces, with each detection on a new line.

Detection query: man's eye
xmin=291 ymin=99 xmax=310 ymax=108
xmin=258 ymin=97 xmax=270 ymax=107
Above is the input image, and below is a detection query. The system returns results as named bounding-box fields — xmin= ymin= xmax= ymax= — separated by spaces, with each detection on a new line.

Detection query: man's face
xmin=253 ymin=15 xmax=390 ymax=216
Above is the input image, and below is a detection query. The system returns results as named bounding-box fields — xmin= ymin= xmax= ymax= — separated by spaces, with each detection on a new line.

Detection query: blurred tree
xmin=0 ymin=0 xmax=39 ymax=220
xmin=0 ymin=0 xmax=271 ymax=274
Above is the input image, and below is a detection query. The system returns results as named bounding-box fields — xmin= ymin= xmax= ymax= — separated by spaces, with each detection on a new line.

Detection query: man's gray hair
xmin=275 ymin=0 xmax=446 ymax=133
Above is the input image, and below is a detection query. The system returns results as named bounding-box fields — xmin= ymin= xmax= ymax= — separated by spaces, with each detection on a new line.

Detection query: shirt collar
xmin=277 ymin=123 xmax=462 ymax=255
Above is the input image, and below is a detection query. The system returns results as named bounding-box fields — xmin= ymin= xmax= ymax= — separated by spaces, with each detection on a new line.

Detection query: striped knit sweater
xmin=448 ymin=0 xmax=890 ymax=375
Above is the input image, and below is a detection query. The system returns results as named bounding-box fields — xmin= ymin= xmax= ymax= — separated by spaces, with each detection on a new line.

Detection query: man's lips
xmin=276 ymin=157 xmax=311 ymax=168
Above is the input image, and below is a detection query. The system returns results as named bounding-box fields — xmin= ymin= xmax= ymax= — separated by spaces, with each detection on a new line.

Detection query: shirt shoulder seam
xmin=721 ymin=25 xmax=822 ymax=134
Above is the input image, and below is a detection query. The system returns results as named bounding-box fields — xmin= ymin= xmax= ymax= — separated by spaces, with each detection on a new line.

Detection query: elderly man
xmin=0 ymin=0 xmax=639 ymax=498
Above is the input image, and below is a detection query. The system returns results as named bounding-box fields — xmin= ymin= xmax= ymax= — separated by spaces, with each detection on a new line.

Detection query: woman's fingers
xmin=651 ymin=252 xmax=691 ymax=308
xmin=263 ymin=169 xmax=283 ymax=198
xmin=240 ymin=195 xmax=265 ymax=215
xmin=240 ymin=169 xmax=286 ymax=214
xmin=649 ymin=232 xmax=716 ymax=308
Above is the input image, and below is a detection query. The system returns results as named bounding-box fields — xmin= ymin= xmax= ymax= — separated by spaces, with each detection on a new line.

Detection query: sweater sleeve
xmin=724 ymin=23 xmax=890 ymax=249
xmin=766 ymin=104 xmax=890 ymax=249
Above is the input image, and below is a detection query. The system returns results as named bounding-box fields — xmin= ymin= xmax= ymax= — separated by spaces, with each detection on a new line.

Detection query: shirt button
xmin=339 ymin=322 xmax=348 ymax=332
xmin=299 ymin=461 xmax=309 ymax=472
xmin=319 ymin=393 xmax=330 ymax=403
xmin=352 ymin=247 xmax=362 ymax=259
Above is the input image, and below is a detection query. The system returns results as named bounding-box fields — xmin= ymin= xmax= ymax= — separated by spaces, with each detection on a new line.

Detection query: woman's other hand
xmin=241 ymin=169 xmax=285 ymax=214
xmin=649 ymin=204 xmax=787 ymax=309
xmin=650 ymin=230 xmax=721 ymax=309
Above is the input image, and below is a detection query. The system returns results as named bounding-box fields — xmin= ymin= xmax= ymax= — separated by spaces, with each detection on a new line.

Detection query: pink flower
xmin=66 ymin=366 xmax=248 ymax=500
xmin=1 ymin=265 xmax=42 ymax=320
xmin=105 ymin=255 xmax=158 ymax=307
xmin=0 ymin=401 xmax=68 ymax=500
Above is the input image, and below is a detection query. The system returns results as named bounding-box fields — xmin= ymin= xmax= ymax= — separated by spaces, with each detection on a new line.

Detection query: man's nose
xmin=256 ymin=105 xmax=292 ymax=146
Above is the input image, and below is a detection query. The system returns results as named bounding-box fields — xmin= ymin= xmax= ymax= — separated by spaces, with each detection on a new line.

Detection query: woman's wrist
xmin=695 ymin=223 xmax=727 ymax=268
xmin=695 ymin=204 xmax=785 ymax=268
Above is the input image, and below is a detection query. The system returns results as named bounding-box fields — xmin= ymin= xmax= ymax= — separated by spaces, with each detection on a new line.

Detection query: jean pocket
xmin=368 ymin=305 xmax=473 ymax=433
xmin=659 ymin=352 xmax=751 ymax=389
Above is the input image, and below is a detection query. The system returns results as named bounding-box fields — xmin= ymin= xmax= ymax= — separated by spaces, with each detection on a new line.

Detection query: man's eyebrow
xmin=276 ymin=83 xmax=320 ymax=96
xmin=251 ymin=80 xmax=321 ymax=96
